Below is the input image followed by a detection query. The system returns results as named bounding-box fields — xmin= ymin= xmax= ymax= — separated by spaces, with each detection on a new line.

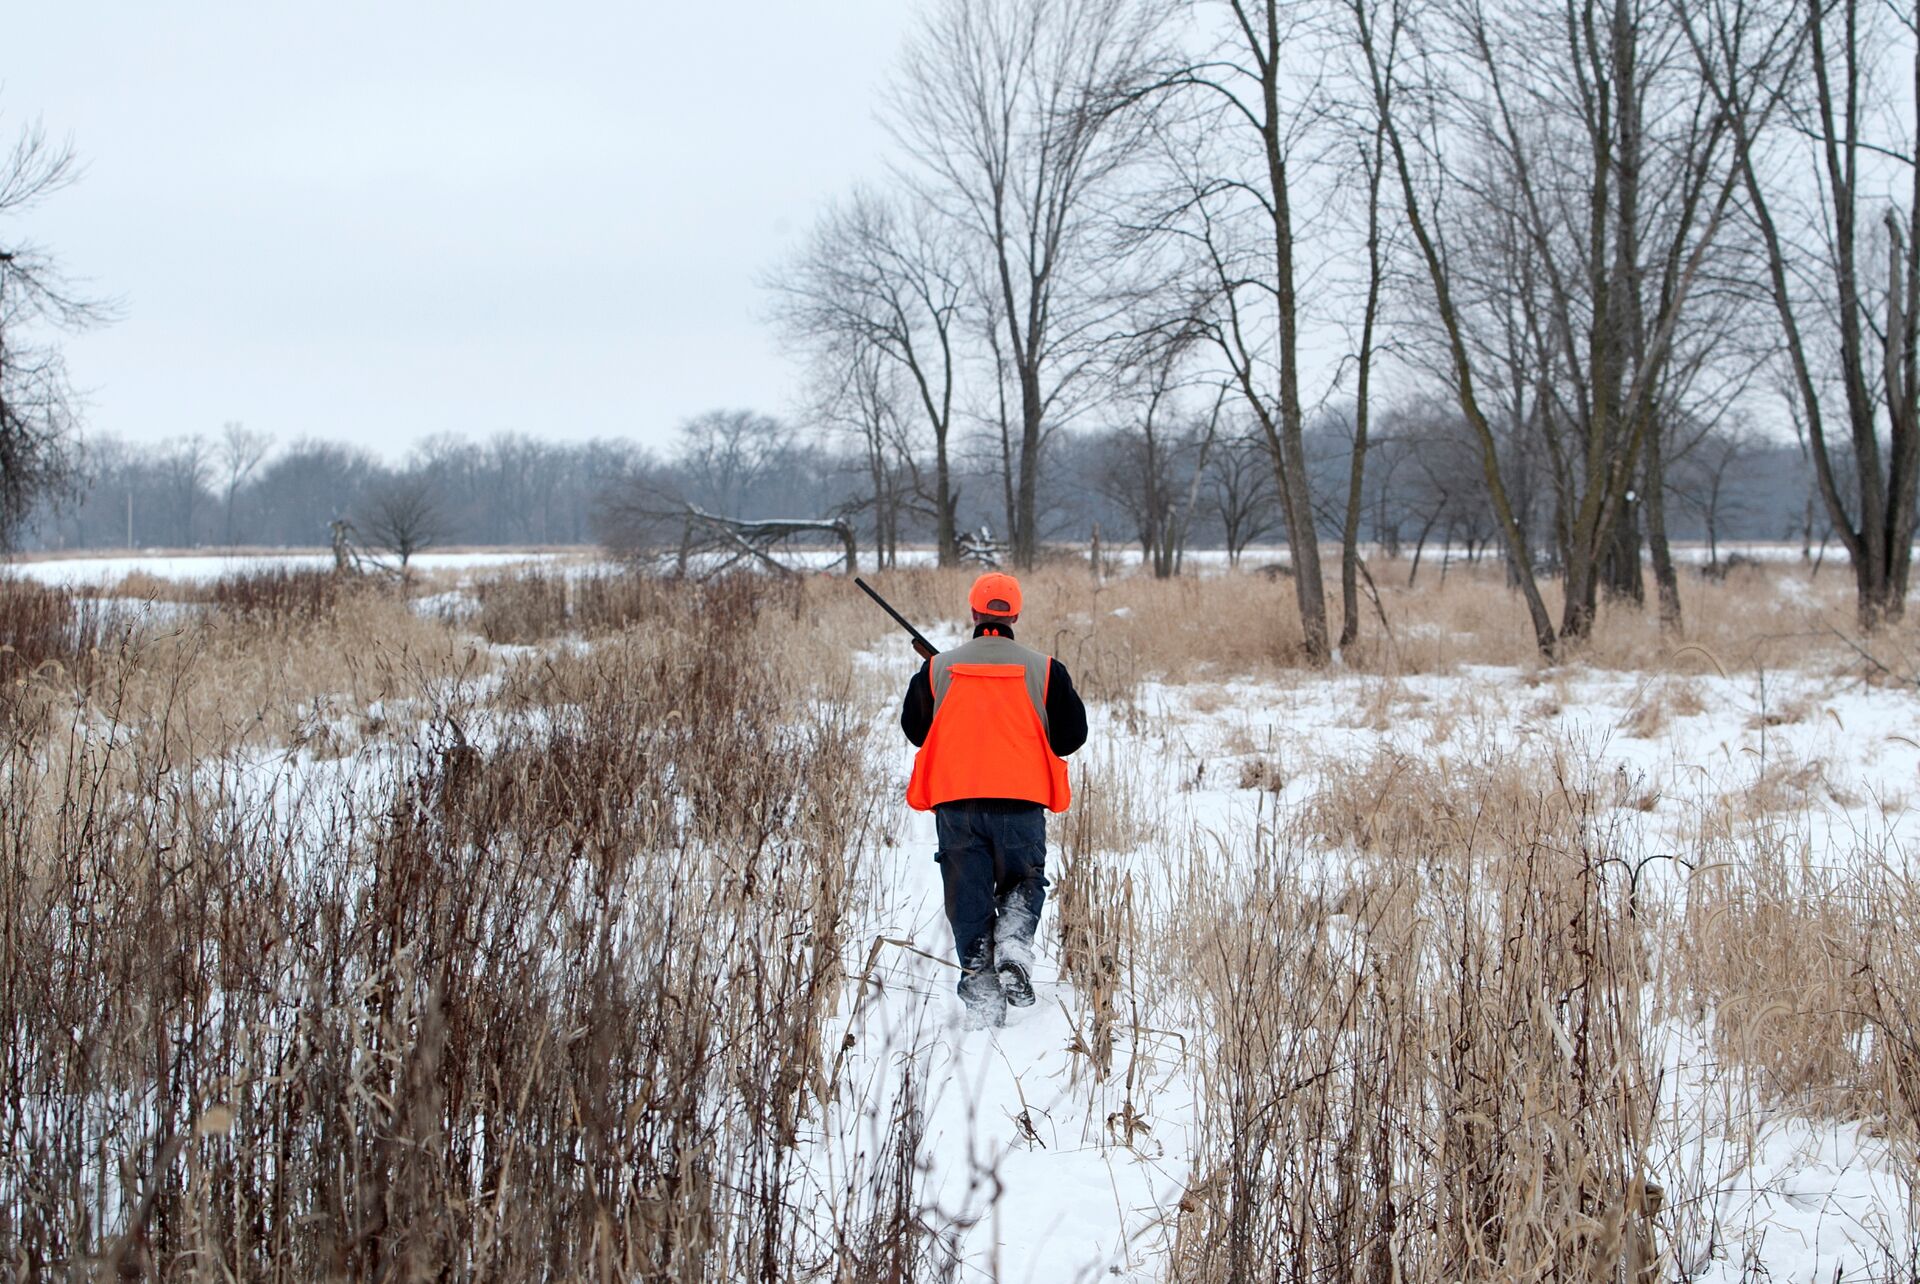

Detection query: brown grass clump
xmin=1664 ymin=827 xmax=1913 ymax=1122
xmin=1052 ymin=851 xmax=1132 ymax=1081
xmin=0 ymin=576 xmax=101 ymax=686
xmin=206 ymin=565 xmax=344 ymax=622
xmin=1674 ymin=840 xmax=1866 ymax=1113
xmin=472 ymin=565 xmax=571 ymax=643
xmin=121 ymin=584 xmax=471 ymax=756
xmin=471 ymin=567 xmax=802 ymax=648
xmin=1171 ymin=750 xmax=1662 ymax=1282
xmin=1301 ymin=744 xmax=1626 ymax=862
xmin=0 ymin=570 xmax=938 ymax=1280
xmin=571 ymin=568 xmax=673 ymax=633
xmin=0 ymin=576 xmax=107 ymax=737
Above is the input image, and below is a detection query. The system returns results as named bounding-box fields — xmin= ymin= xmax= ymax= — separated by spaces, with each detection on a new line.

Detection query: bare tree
xmin=0 ymin=116 xmax=112 ymax=548
xmin=810 ymin=345 xmax=912 ymax=567
xmin=674 ymin=410 xmax=795 ymax=518
xmin=1136 ymin=0 xmax=1351 ymax=660
xmin=217 ymin=421 xmax=274 ymax=547
xmin=156 ymin=435 xmax=215 ymax=547
xmin=1351 ymin=0 xmax=1772 ymax=654
xmin=1340 ymin=89 xmax=1391 ymax=648
xmin=1095 ymin=326 xmax=1217 ymax=577
xmin=1670 ymin=419 xmax=1757 ymax=572
xmin=1689 ymin=0 xmax=1920 ymax=627
xmin=1209 ymin=428 xmax=1281 ymax=565
xmin=360 ymin=476 xmax=446 ymax=568
xmin=886 ymin=0 xmax=1168 ymax=568
xmin=770 ymin=189 xmax=965 ymax=563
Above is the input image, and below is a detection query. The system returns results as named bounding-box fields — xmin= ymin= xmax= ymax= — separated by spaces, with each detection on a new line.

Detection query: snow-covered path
xmin=827 ymin=766 xmax=1195 ymax=1280
xmin=843 ymin=643 xmax=1920 ymax=1280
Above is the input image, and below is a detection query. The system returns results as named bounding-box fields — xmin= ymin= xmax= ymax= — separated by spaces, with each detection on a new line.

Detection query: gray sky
xmin=7 ymin=2 xmax=912 ymax=457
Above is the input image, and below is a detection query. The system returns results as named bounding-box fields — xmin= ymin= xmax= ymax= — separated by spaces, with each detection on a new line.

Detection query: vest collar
xmin=972 ymin=621 xmax=1016 ymax=640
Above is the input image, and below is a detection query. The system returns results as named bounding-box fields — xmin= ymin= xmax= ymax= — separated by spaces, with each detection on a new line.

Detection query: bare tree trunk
xmin=1645 ymin=424 xmax=1682 ymax=631
xmin=1253 ymin=2 xmax=1329 ymax=660
xmin=1601 ymin=498 xmax=1645 ymax=605
xmin=1173 ymin=399 xmax=1222 ymax=577
xmin=1016 ymin=366 xmax=1044 ymax=568
xmin=1697 ymin=0 xmax=1918 ymax=630
xmin=1163 ymin=1 xmax=1333 ymax=658
xmin=1355 ymin=0 xmax=1558 ymax=655
xmin=1341 ymin=117 xmax=1388 ymax=651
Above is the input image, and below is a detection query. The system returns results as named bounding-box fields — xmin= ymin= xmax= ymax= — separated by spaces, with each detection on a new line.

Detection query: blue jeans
xmin=935 ymin=803 xmax=1048 ymax=1001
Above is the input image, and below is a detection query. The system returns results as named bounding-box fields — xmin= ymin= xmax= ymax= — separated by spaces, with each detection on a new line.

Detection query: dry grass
xmin=1169 ymin=748 xmax=1662 ymax=1282
xmin=0 ymin=576 xmax=107 ymax=738
xmin=122 ymin=585 xmax=473 ymax=758
xmin=206 ymin=565 xmax=346 ymax=622
xmin=1667 ymin=834 xmax=1873 ymax=1112
xmin=0 ymin=570 xmax=936 ymax=1281
xmin=1620 ymin=675 xmax=1709 ymax=739
xmin=8 ymin=556 xmax=1919 ymax=1281
xmin=847 ymin=555 xmax=1913 ymax=692
xmin=1164 ymin=723 xmax=1915 ymax=1278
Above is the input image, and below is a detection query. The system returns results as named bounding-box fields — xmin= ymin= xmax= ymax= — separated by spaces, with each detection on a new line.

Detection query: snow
xmin=835 ymin=636 xmax=1920 ymax=1277
xmin=9 ymin=538 xmax=1894 ymax=589
xmin=23 ymin=556 xmax=1916 ymax=1277
xmin=3 ymin=549 xmax=570 ymax=586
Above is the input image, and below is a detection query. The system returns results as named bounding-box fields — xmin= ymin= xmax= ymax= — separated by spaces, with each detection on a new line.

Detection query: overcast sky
xmin=5 ymin=2 xmax=913 ymax=457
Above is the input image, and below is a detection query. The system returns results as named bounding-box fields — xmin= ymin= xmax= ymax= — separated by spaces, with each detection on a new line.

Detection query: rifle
xmin=854 ymin=578 xmax=939 ymax=661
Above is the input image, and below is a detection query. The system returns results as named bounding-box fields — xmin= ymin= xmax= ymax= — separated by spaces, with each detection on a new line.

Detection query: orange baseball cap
xmin=968 ymin=572 xmax=1022 ymax=617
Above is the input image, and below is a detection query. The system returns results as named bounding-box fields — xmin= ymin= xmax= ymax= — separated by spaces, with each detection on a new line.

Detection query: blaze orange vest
xmin=906 ymin=635 xmax=1072 ymax=813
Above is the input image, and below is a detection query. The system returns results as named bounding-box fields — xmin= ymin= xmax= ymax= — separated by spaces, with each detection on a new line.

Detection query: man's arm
xmin=1045 ymin=659 xmax=1088 ymax=756
xmin=901 ymin=662 xmax=934 ymax=747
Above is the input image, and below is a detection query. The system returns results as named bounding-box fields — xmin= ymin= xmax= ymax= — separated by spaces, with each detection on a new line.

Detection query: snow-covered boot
xmin=960 ymin=983 xmax=1007 ymax=1030
xmin=993 ymin=907 xmax=1039 ymax=1008
xmin=995 ymin=959 xmax=1036 ymax=1007
xmin=960 ymin=991 xmax=1006 ymax=1030
xmin=958 ymin=959 xmax=1006 ymax=1029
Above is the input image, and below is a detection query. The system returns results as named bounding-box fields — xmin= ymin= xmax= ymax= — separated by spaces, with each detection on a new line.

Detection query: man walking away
xmin=901 ymin=573 xmax=1088 ymax=1029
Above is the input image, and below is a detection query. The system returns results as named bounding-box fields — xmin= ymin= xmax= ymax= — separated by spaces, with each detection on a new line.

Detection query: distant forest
xmin=17 ymin=407 xmax=1823 ymax=567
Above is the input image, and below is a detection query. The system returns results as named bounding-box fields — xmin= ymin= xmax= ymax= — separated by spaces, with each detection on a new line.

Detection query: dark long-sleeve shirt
xmin=899 ymin=623 xmax=1088 ymax=756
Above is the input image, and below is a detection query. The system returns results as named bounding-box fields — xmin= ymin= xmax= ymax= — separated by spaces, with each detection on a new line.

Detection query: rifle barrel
xmin=854 ymin=578 xmax=939 ymax=657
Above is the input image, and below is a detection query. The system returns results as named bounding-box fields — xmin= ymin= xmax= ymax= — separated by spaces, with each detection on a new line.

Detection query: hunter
xmin=901 ymin=572 xmax=1088 ymax=1028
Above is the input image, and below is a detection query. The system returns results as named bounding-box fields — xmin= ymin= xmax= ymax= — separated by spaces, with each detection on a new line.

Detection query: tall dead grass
xmin=1170 ymin=748 xmax=1665 ymax=1282
xmin=11 ymin=556 xmax=1919 ymax=1280
xmin=1664 ymin=816 xmax=1920 ymax=1136
xmin=0 ymin=577 xmax=106 ymax=738
xmin=849 ymin=555 xmax=1907 ymax=688
xmin=0 ymin=572 xmax=936 ymax=1280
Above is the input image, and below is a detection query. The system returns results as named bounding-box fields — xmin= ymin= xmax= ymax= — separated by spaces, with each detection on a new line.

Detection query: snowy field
xmin=6 ymin=557 xmax=1918 ymax=1279
xmin=5 ymin=536 xmax=1885 ymax=588
xmin=847 ymin=639 xmax=1920 ymax=1279
xmin=3 ymin=548 xmax=573 ymax=585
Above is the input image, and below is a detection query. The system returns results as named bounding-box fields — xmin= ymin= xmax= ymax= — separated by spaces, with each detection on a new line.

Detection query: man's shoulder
xmin=948 ymin=634 xmax=1049 ymax=665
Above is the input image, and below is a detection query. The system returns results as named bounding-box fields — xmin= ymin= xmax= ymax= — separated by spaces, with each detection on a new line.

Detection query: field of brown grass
xmin=3 ymin=555 xmax=1916 ymax=1280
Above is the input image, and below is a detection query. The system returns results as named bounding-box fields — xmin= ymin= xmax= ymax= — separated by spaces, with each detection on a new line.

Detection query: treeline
xmin=20 ymin=406 xmax=1816 ymax=566
xmin=30 ymin=427 xmax=654 ymax=552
